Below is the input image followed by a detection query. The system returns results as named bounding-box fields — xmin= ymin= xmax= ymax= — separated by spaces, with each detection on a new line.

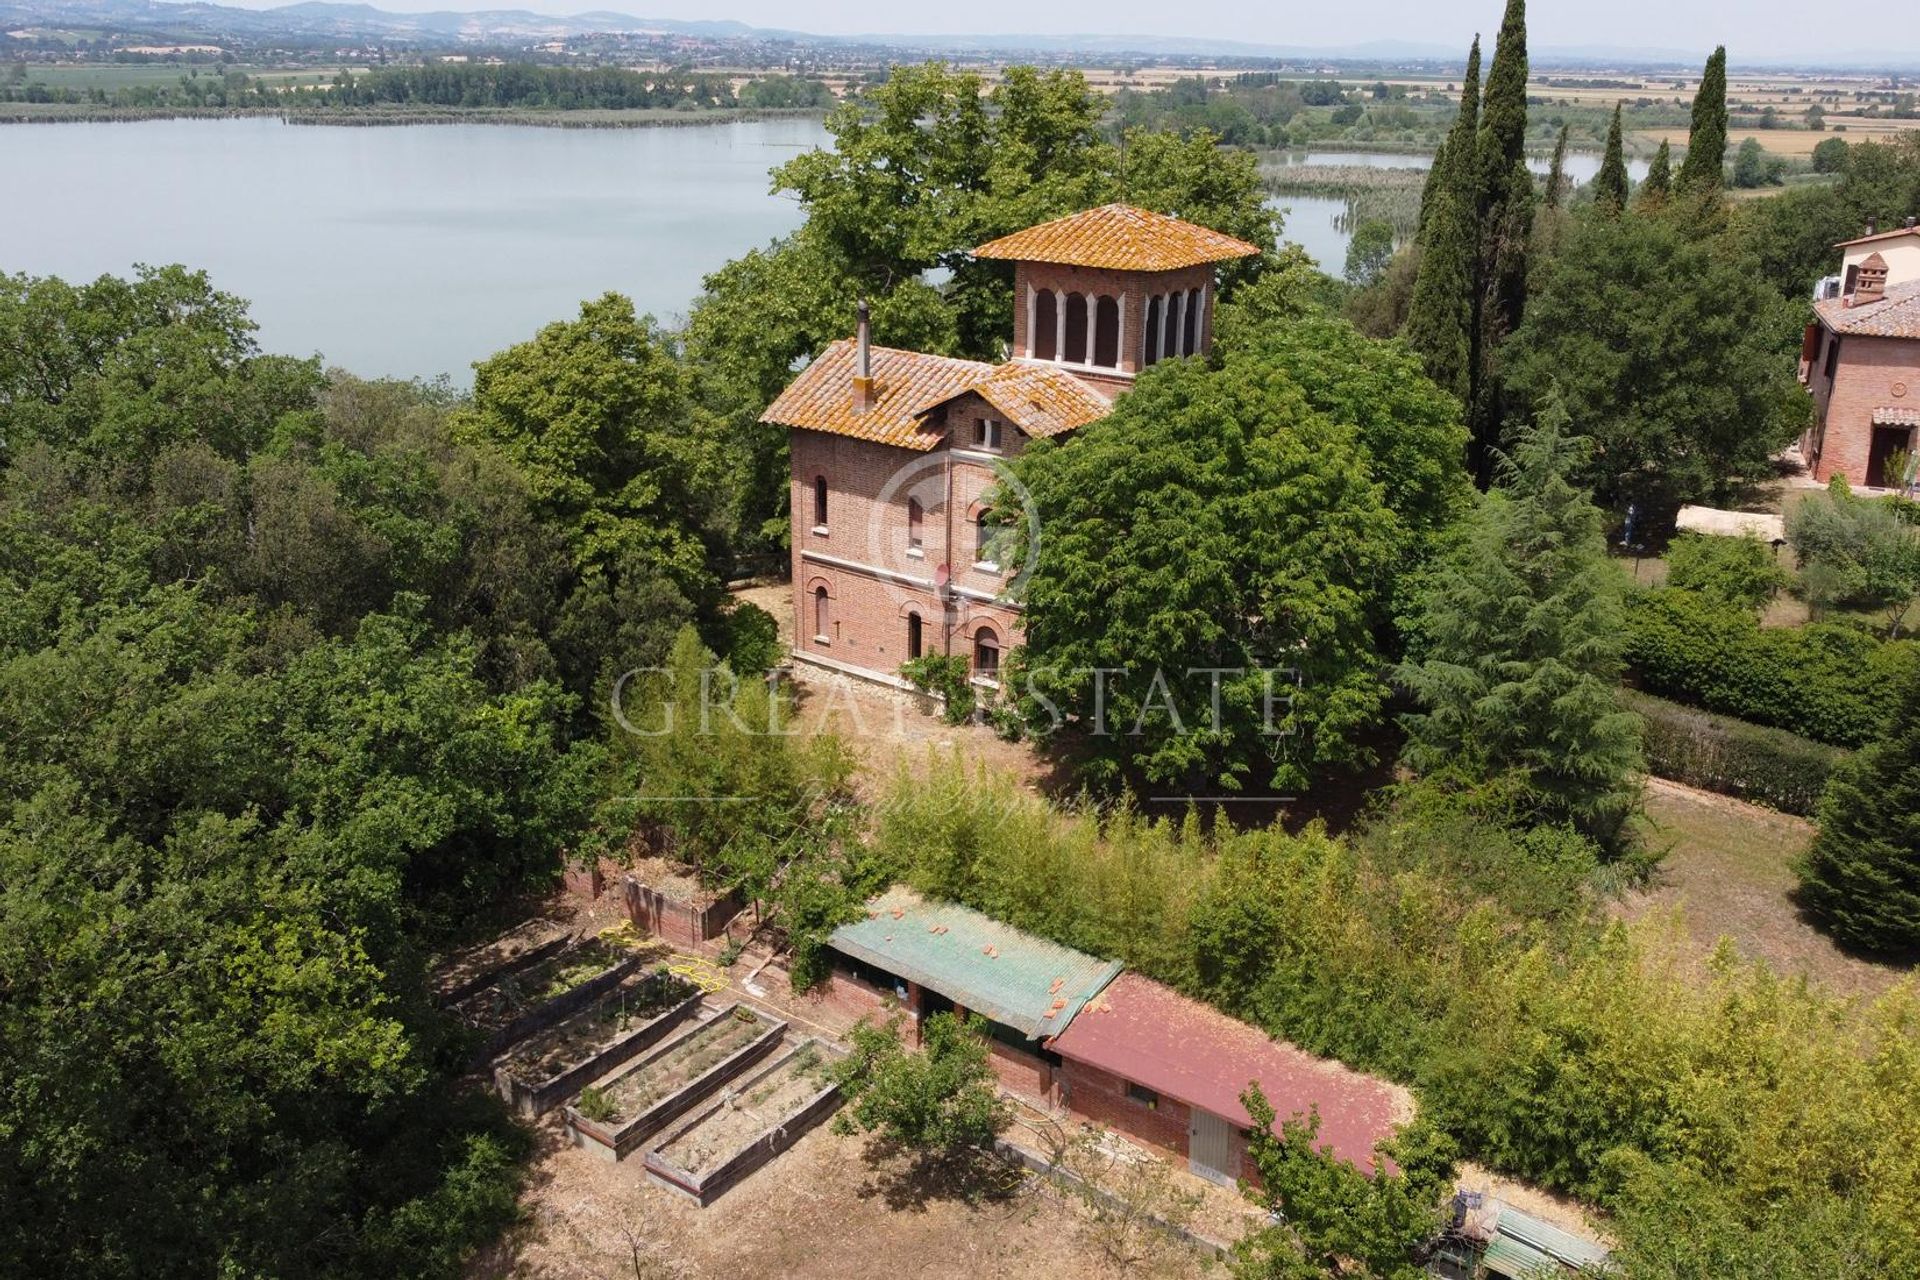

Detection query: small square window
xmin=1126 ymin=1082 xmax=1159 ymax=1109
xmin=974 ymin=418 xmax=1003 ymax=451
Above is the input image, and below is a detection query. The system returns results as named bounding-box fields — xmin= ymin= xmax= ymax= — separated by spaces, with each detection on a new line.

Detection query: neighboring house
xmin=761 ymin=203 xmax=1259 ymax=690
xmin=1800 ymin=218 xmax=1920 ymax=489
xmin=812 ymin=886 xmax=1408 ymax=1187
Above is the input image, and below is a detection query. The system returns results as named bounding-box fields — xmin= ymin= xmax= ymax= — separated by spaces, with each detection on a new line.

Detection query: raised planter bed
xmin=565 ymin=1003 xmax=786 ymax=1162
xmin=434 ymin=924 xmax=574 ymax=1007
xmin=644 ymin=1039 xmax=843 ymax=1206
xmin=492 ymin=970 xmax=703 ymax=1118
xmin=452 ymin=937 xmax=642 ymax=1062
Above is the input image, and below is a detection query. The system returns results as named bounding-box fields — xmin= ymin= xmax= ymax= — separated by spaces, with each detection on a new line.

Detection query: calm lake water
xmin=0 ymin=116 xmax=821 ymax=381
xmin=1 ymin=119 xmax=1641 ymax=380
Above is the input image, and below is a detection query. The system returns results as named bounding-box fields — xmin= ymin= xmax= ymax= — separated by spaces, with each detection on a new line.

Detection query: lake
xmin=0 ymin=116 xmax=820 ymax=381
xmin=1 ymin=119 xmax=1637 ymax=381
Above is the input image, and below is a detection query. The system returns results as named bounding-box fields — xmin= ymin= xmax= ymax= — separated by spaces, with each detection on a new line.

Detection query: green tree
xmin=1593 ymin=104 xmax=1631 ymax=212
xmin=1504 ymin=209 xmax=1806 ymax=513
xmin=1786 ymin=479 xmax=1920 ymax=635
xmin=1235 ymin=1089 xmax=1457 ymax=1280
xmin=832 ymin=1012 xmax=1011 ymax=1155
xmin=1542 ymin=121 xmax=1571 ymax=210
xmin=1796 ymin=671 xmax=1920 ymax=953
xmin=1638 ymin=138 xmax=1673 ymax=208
xmin=1677 ymin=45 xmax=1729 ymax=195
xmin=1398 ymin=400 xmax=1644 ymax=847
xmin=1469 ymin=0 xmax=1536 ymax=462
xmin=1665 ymin=532 xmax=1790 ymax=610
xmin=1405 ymin=38 xmax=1481 ymax=405
xmin=1812 ymin=135 xmax=1849 ymax=173
xmin=1344 ymin=218 xmax=1396 ymax=288
xmin=1007 ymin=351 xmax=1403 ymax=794
xmin=1732 ymin=136 xmax=1782 ymax=188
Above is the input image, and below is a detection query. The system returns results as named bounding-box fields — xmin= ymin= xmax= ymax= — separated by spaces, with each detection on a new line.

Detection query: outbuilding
xmin=1045 ymin=971 xmax=1411 ymax=1186
xmin=822 ymin=886 xmax=1123 ymax=1100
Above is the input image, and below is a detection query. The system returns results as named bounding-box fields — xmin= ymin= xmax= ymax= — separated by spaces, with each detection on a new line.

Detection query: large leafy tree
xmin=1008 ymin=351 xmax=1401 ymax=794
xmin=1796 ymin=671 xmax=1920 ymax=953
xmin=1398 ymin=400 xmax=1644 ymax=847
xmin=1504 ymin=208 xmax=1806 ymax=514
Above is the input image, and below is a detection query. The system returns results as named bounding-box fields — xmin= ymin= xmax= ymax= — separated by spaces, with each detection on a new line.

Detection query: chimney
xmin=1908 ymin=216 xmax=1918 ymax=230
xmin=852 ymin=299 xmax=875 ymax=414
xmin=1857 ymin=253 xmax=1889 ymax=303
xmin=1866 ymin=216 xmax=1878 ymax=236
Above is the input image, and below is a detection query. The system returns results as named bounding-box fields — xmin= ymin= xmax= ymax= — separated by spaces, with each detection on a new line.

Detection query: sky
xmin=206 ymin=0 xmax=1913 ymax=63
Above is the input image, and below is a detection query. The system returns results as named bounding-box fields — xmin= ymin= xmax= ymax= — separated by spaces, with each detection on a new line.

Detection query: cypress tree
xmin=1796 ymin=673 xmax=1920 ymax=954
xmin=1469 ymin=0 xmax=1534 ymax=480
xmin=1676 ymin=45 xmax=1728 ymax=194
xmin=1593 ymin=104 xmax=1630 ymax=212
xmin=1406 ymin=38 xmax=1481 ymax=404
xmin=1398 ymin=394 xmax=1644 ymax=848
xmin=1543 ymin=123 xmax=1570 ymax=211
xmin=1638 ymin=139 xmax=1672 ymax=208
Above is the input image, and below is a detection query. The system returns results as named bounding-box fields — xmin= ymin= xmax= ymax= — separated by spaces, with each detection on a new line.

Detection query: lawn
xmin=1619 ymin=778 xmax=1910 ymax=1001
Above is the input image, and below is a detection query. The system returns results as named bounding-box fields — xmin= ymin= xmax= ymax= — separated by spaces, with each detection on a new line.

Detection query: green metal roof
xmin=1496 ymin=1207 xmax=1611 ymax=1272
xmin=1481 ymin=1235 xmax=1560 ymax=1279
xmin=829 ymin=886 xmax=1123 ymax=1039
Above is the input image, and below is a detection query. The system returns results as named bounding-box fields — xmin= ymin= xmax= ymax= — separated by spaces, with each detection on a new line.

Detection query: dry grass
xmin=1618 ymin=778 xmax=1912 ymax=1001
xmin=1634 ymin=121 xmax=1920 ymax=156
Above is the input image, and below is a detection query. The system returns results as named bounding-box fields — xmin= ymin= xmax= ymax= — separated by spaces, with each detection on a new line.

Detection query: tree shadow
xmin=849 ymin=1135 xmax=1026 ymax=1214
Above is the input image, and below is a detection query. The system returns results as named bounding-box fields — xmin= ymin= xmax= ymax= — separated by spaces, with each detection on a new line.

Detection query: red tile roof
xmin=761 ymin=341 xmax=1115 ymax=448
xmin=1816 ymin=279 xmax=1920 ymax=340
xmin=1875 ymin=406 xmax=1920 ymax=427
xmin=1836 ymin=225 xmax=1920 ymax=248
xmin=760 ymin=339 xmax=992 ymax=450
xmin=943 ymin=362 xmax=1113 ymax=439
xmin=973 ymin=203 xmax=1261 ymax=273
xmin=1047 ymin=972 xmax=1411 ymax=1175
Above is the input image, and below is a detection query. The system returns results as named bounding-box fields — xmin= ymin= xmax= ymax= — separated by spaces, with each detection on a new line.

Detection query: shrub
xmin=1787 ymin=479 xmax=1920 ymax=635
xmin=1664 ymin=531 xmax=1789 ymax=610
xmin=718 ymin=600 xmax=781 ymax=674
xmin=831 ymin=1012 xmax=1010 ymax=1155
xmin=1795 ymin=672 xmax=1920 ymax=953
xmin=899 ymin=653 xmax=975 ymax=724
xmin=1624 ymin=587 xmax=1920 ymax=746
xmin=1624 ymin=689 xmax=1847 ymax=814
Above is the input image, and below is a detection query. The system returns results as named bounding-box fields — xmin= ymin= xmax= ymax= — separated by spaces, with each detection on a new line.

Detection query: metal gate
xmin=1188 ymin=1108 xmax=1236 ymax=1186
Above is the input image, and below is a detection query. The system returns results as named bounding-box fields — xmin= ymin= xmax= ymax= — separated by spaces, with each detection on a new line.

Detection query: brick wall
xmin=1058 ymin=1058 xmax=1262 ymax=1183
xmin=623 ymin=877 xmax=742 ymax=949
xmin=788 ymin=966 xmax=906 ymax=1036
xmin=1805 ymin=331 xmax=1920 ymax=486
xmin=1012 ymin=261 xmax=1216 ymax=373
xmin=985 ymin=1038 xmax=1057 ymax=1106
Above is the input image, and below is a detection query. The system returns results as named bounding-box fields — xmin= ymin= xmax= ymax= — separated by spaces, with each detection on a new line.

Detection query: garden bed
xmin=565 ymin=1003 xmax=786 ymax=1162
xmin=644 ymin=1039 xmax=843 ymax=1206
xmin=433 ymin=922 xmax=574 ymax=1007
xmin=452 ymin=936 xmax=641 ymax=1061
xmin=491 ymin=969 xmax=702 ymax=1117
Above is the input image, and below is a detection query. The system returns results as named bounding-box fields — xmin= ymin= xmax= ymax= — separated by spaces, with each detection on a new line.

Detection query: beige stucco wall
xmin=1842 ymin=235 xmax=1920 ymax=290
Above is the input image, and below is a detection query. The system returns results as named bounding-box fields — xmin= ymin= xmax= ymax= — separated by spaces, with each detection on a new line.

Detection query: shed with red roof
xmin=1046 ymin=972 xmax=1411 ymax=1187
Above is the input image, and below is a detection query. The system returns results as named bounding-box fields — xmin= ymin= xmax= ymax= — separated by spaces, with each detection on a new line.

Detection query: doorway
xmin=1188 ymin=1108 xmax=1237 ymax=1187
xmin=1869 ymin=425 xmax=1913 ymax=488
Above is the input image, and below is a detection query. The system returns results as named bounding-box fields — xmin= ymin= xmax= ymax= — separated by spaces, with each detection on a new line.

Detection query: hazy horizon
xmin=187 ymin=0 xmax=1919 ymax=64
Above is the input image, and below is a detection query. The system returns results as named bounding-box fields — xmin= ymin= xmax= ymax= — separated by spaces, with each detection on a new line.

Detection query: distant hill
xmin=5 ymin=0 xmax=1919 ymax=70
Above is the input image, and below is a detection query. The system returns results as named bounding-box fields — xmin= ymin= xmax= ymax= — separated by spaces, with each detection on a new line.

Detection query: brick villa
xmin=761 ymin=203 xmax=1259 ymax=688
xmin=1800 ymin=217 xmax=1920 ymax=488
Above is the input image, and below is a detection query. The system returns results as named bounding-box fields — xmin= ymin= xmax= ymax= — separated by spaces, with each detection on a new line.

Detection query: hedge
xmin=1623 ymin=689 xmax=1847 ymax=815
xmin=1623 ymin=588 xmax=1920 ymax=747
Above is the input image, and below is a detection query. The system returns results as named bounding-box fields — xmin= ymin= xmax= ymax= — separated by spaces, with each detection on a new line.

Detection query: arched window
xmin=974 ymin=509 xmax=995 ymax=567
xmin=1093 ymin=295 xmax=1119 ymax=367
xmin=812 ymin=475 xmax=828 ymax=529
xmin=973 ymin=626 xmax=1001 ymax=680
xmin=1142 ymin=295 xmax=1162 ymax=367
xmin=813 ymin=585 xmax=830 ymax=641
xmin=906 ymin=496 xmax=924 ymax=552
xmin=1034 ymin=289 xmax=1058 ymax=360
xmin=1063 ymin=292 xmax=1088 ymax=364
xmin=1184 ymin=289 xmax=1202 ymax=356
xmin=1166 ymin=289 xmax=1185 ymax=359
xmin=906 ymin=612 xmax=923 ymax=660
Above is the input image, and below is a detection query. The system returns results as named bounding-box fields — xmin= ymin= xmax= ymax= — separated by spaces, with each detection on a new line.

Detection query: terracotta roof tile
xmin=973 ymin=203 xmax=1260 ymax=272
xmin=759 ymin=339 xmax=992 ymax=450
xmin=1874 ymin=406 xmax=1920 ymax=428
xmin=1816 ymin=280 xmax=1920 ymax=340
xmin=762 ymin=341 xmax=1115 ymax=448
xmin=953 ymin=362 xmax=1113 ymax=439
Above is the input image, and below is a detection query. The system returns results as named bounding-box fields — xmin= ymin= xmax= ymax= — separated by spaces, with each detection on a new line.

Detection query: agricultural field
xmin=9 ymin=62 xmax=360 ymax=92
